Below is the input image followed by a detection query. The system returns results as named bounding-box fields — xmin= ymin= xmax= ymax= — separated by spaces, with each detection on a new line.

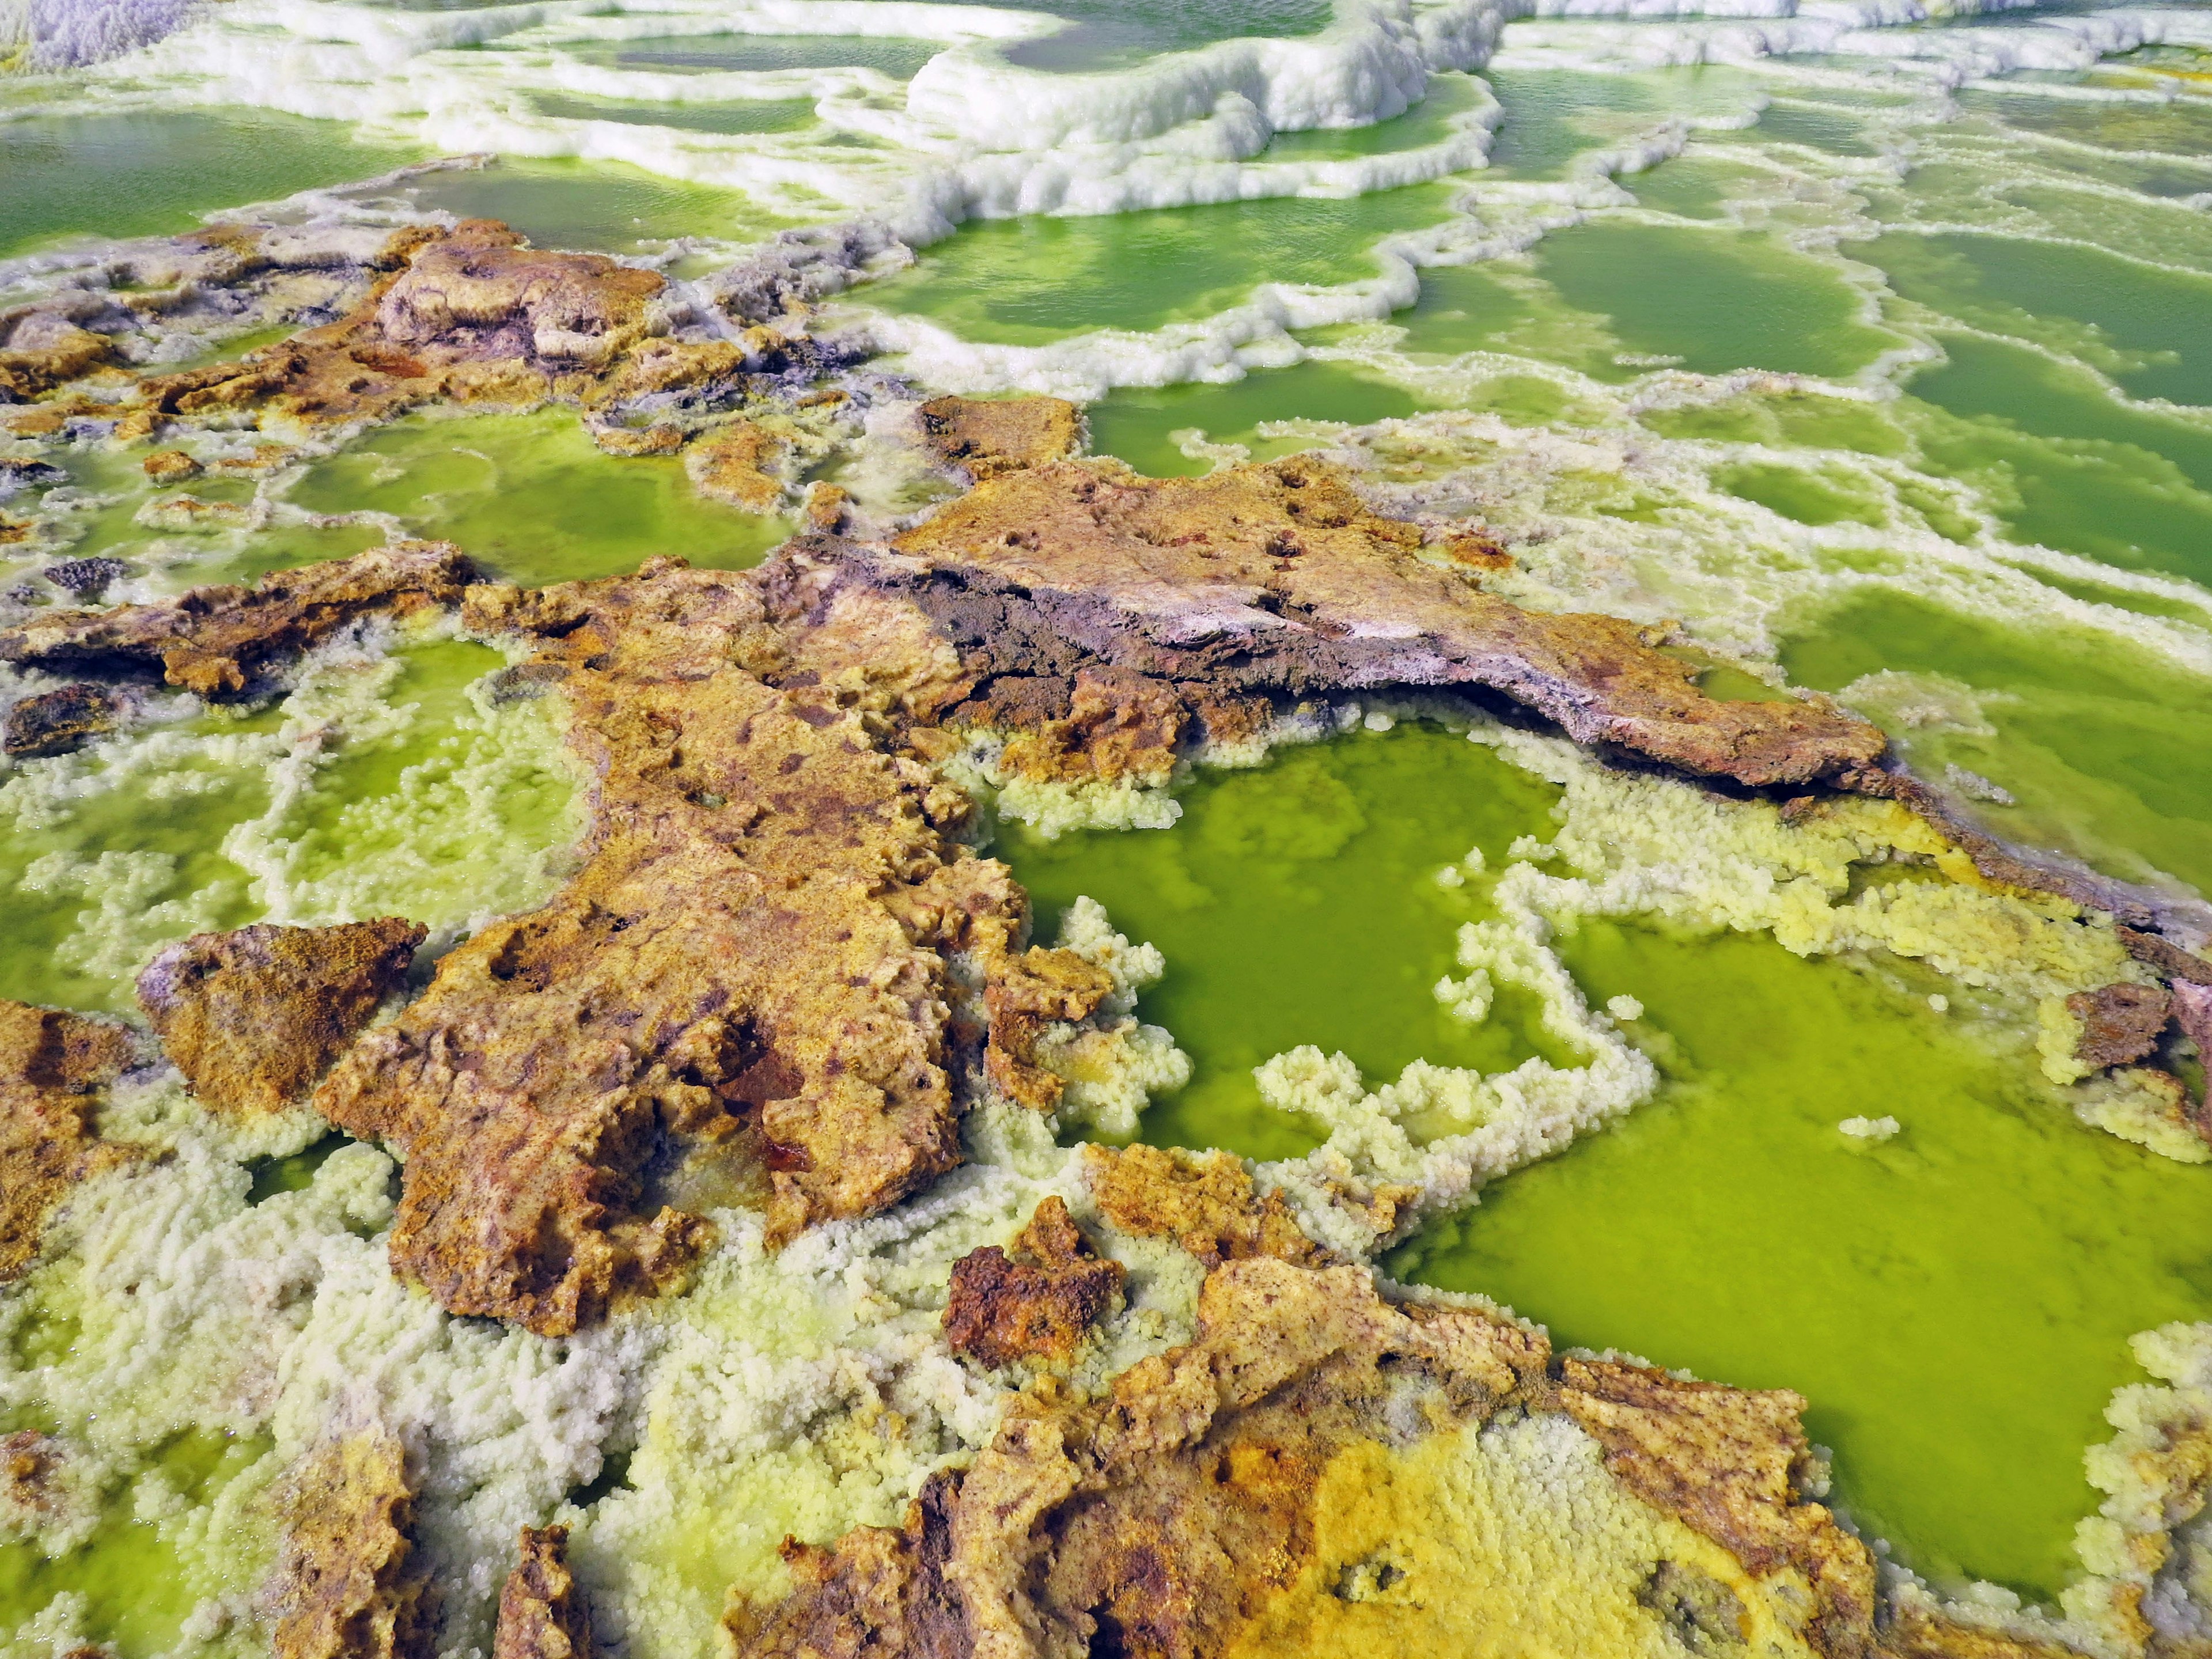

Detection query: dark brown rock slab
xmin=493 ymin=1526 xmax=592 ymax=1659
xmin=2066 ymin=983 xmax=2172 ymax=1070
xmin=5 ymin=683 xmax=119 ymax=759
xmin=942 ymin=1196 xmax=1124 ymax=1369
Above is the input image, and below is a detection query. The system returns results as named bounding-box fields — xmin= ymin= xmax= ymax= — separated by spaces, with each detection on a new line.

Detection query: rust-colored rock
xmin=0 ymin=1001 xmax=138 ymax=1282
xmin=889 ymin=458 xmax=1888 ymax=790
xmin=1554 ymin=1358 xmax=1876 ymax=1655
xmin=5 ymin=683 xmax=118 ymax=759
xmin=2120 ymin=925 xmax=2212 ymax=988
xmin=0 ymin=312 xmax=112 ymax=401
xmin=916 ymin=395 xmax=1082 ymax=480
xmin=313 ymin=558 xmax=1016 ymax=1334
xmin=589 ymin=422 xmax=684 ymax=457
xmin=980 ymin=945 xmax=1114 ymax=1109
xmin=2066 ymin=983 xmax=2172 ymax=1070
xmin=688 ymin=420 xmax=787 ymax=512
xmin=0 ymin=542 xmax=472 ymax=696
xmin=942 ymin=1196 xmax=1124 ymax=1368
xmin=1 ymin=1430 xmax=63 ymax=1522
xmin=271 ymin=1426 xmax=432 ymax=1659
xmin=142 ymin=449 xmax=202 ymax=485
xmin=137 ymin=919 xmax=426 ymax=1116
xmin=1084 ymin=1143 xmax=1327 ymax=1269
xmin=493 ymin=1527 xmax=592 ymax=1659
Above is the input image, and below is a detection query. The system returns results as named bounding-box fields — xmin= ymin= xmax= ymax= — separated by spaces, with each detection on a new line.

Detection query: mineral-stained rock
xmin=41 ymin=557 xmax=128 ymax=600
xmin=588 ymin=422 xmax=684 ymax=457
xmin=137 ymin=919 xmax=426 ymax=1116
xmin=0 ymin=312 xmax=112 ymax=401
xmin=688 ymin=420 xmax=788 ymax=511
xmin=4 ymin=683 xmax=118 ymax=759
xmin=0 ymin=1000 xmax=138 ymax=1282
xmin=2120 ymin=925 xmax=2212 ymax=988
xmin=493 ymin=1527 xmax=592 ymax=1659
xmin=0 ymin=542 xmax=472 ymax=696
xmin=142 ymin=449 xmax=202 ymax=485
xmin=942 ymin=1196 xmax=1125 ymax=1368
xmin=1082 ymin=1143 xmax=1327 ymax=1268
xmin=880 ymin=457 xmax=1888 ymax=790
xmin=271 ymin=1426 xmax=433 ymax=1659
xmin=312 ymin=558 xmax=1027 ymax=1332
xmin=1 ymin=1430 xmax=63 ymax=1524
xmin=2066 ymin=983 xmax=2172 ymax=1070
xmin=732 ymin=1256 xmax=1919 ymax=1659
xmin=916 ymin=395 xmax=1083 ymax=480
xmin=980 ymin=946 xmax=1115 ymax=1109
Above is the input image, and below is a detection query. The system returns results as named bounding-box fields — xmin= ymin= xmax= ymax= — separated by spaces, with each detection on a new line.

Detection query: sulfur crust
xmin=1226 ymin=1410 xmax=1821 ymax=1659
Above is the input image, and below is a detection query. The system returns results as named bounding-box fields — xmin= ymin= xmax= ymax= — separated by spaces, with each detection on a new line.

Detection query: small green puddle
xmin=529 ymin=95 xmax=820 ymax=137
xmin=1392 ymin=921 xmax=2212 ymax=1600
xmin=1716 ymin=461 xmax=1887 ymax=528
xmin=390 ymin=157 xmax=790 ymax=255
xmin=0 ymin=1428 xmax=273 ymax=1658
xmin=862 ymin=186 xmax=1456 ymax=344
xmin=1085 ymin=358 xmax=1433 ymax=477
xmin=999 ymin=721 xmax=1567 ymax=1160
xmin=1781 ymin=588 xmax=2212 ymax=899
xmin=287 ymin=408 xmax=793 ymax=586
xmin=245 ymin=1132 xmax=354 ymax=1205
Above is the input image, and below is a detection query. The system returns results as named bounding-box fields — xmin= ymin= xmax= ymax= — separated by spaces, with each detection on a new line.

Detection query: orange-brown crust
xmin=0 ymin=1000 xmax=139 ymax=1283
xmin=916 ymin=395 xmax=1083 ymax=480
xmin=493 ymin=1526 xmax=592 ymax=1659
xmin=137 ymin=919 xmax=425 ymax=1116
xmin=942 ymin=1196 xmax=1125 ymax=1369
xmin=271 ymin=1427 xmax=433 ymax=1659
xmin=1083 ymin=1143 xmax=1327 ymax=1268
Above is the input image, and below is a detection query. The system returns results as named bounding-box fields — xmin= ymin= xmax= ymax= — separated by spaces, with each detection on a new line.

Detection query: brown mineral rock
xmin=272 ymin=1426 xmax=433 ymax=1659
xmin=493 ymin=1527 xmax=592 ymax=1659
xmin=723 ymin=1473 xmax=968 ymax=1659
xmin=0 ymin=312 xmax=112 ymax=401
xmin=1 ymin=1430 xmax=63 ymax=1521
xmin=980 ymin=945 xmax=1114 ymax=1108
xmin=916 ymin=395 xmax=1082 ymax=480
xmin=588 ymin=422 xmax=684 ymax=457
xmin=142 ymin=449 xmax=202 ymax=486
xmin=0 ymin=1001 xmax=138 ymax=1282
xmin=942 ymin=1195 xmax=1125 ymax=1368
xmin=137 ymin=919 xmax=426 ymax=1116
xmin=688 ymin=420 xmax=788 ymax=512
xmin=2066 ymin=983 xmax=2172 ymax=1070
xmin=122 ymin=221 xmax=690 ymax=437
xmin=1082 ymin=1143 xmax=1327 ymax=1267
xmin=737 ymin=1256 xmax=2029 ymax=1659
xmin=888 ymin=457 xmax=1888 ymax=790
xmin=0 ymin=542 xmax=472 ymax=696
xmin=313 ymin=558 xmax=1016 ymax=1334
xmin=4 ymin=683 xmax=118 ymax=759
xmin=1554 ymin=1358 xmax=1876 ymax=1656
xmin=2119 ymin=925 xmax=2212 ymax=988
xmin=803 ymin=481 xmax=851 ymax=535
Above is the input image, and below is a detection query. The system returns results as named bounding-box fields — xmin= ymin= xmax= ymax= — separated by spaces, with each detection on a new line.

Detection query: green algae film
xmin=287 ymin=410 xmax=793 ymax=587
xmin=1001 ymin=722 xmax=1567 ymax=1161
xmin=1391 ymin=921 xmax=2212 ymax=1601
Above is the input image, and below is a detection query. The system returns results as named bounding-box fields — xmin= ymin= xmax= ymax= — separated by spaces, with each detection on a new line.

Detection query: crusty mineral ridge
xmin=312 ymin=557 xmax=1102 ymax=1333
xmin=272 ymin=1427 xmax=433 ymax=1659
xmin=916 ymin=395 xmax=1083 ymax=480
xmin=880 ymin=457 xmax=1888 ymax=790
xmin=493 ymin=1527 xmax=593 ymax=1659
xmin=688 ymin=419 xmax=789 ymax=512
xmin=942 ymin=1196 xmax=1125 ymax=1369
xmin=0 ymin=1001 xmax=138 ymax=1282
xmin=0 ymin=542 xmax=472 ymax=696
xmin=137 ymin=919 xmax=426 ymax=1116
xmin=734 ymin=1255 xmax=2054 ymax=1659
xmin=1082 ymin=1143 xmax=1327 ymax=1268
xmin=3 ymin=683 xmax=119 ymax=759
xmin=2066 ymin=983 xmax=2172 ymax=1071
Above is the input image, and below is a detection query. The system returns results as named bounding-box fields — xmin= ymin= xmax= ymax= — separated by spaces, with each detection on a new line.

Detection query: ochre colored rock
xmin=688 ymin=420 xmax=787 ymax=512
xmin=980 ymin=945 xmax=1115 ymax=1109
xmin=889 ymin=458 xmax=1888 ymax=790
xmin=271 ymin=1427 xmax=432 ymax=1659
xmin=314 ymin=559 xmax=1015 ymax=1334
xmin=803 ymin=481 xmax=851 ymax=534
xmin=0 ymin=542 xmax=472 ymax=696
xmin=4 ymin=683 xmax=119 ymax=759
xmin=588 ymin=422 xmax=684 ymax=457
xmin=137 ymin=919 xmax=426 ymax=1116
xmin=2066 ymin=983 xmax=2172 ymax=1070
xmin=142 ymin=448 xmax=202 ymax=485
xmin=942 ymin=1196 xmax=1124 ymax=1368
xmin=916 ymin=395 xmax=1082 ymax=479
xmin=1082 ymin=1143 xmax=1327 ymax=1268
xmin=0 ymin=1001 xmax=138 ymax=1282
xmin=493 ymin=1527 xmax=592 ymax=1659
xmin=0 ymin=312 xmax=112 ymax=401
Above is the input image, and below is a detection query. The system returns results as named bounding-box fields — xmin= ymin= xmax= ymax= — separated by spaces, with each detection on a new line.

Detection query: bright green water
xmin=993 ymin=0 xmax=1333 ymax=72
xmin=1086 ymin=358 xmax=1431 ymax=476
xmin=1000 ymin=722 xmax=1571 ymax=1160
xmin=865 ymin=187 xmax=1455 ymax=343
xmin=1391 ymin=922 xmax=2212 ymax=1601
xmin=390 ymin=158 xmax=787 ymax=255
xmin=529 ymin=95 xmax=820 ymax=137
xmin=0 ymin=112 xmax=422 ymax=260
xmin=287 ymin=409 xmax=793 ymax=586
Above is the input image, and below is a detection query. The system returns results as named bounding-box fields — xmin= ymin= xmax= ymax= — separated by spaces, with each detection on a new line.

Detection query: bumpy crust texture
xmin=493 ymin=1526 xmax=593 ymax=1659
xmin=942 ymin=1196 xmax=1126 ymax=1369
xmin=0 ymin=1001 xmax=138 ymax=1282
xmin=271 ymin=1427 xmax=432 ymax=1659
xmin=137 ymin=919 xmax=426 ymax=1116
